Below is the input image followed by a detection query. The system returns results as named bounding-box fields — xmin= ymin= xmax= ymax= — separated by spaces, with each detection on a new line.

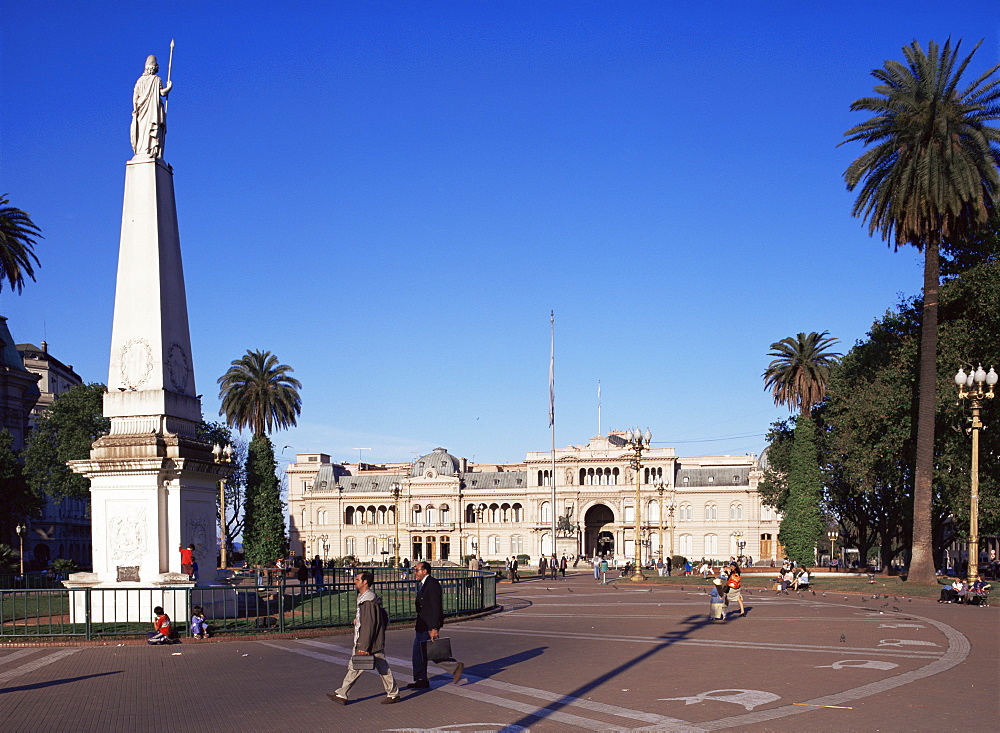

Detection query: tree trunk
xmin=909 ymin=240 xmax=939 ymax=583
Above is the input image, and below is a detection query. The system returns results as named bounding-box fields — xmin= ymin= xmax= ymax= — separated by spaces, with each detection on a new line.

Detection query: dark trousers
xmin=412 ymin=630 xmax=460 ymax=682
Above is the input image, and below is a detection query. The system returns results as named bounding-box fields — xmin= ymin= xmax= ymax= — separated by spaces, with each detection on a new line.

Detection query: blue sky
xmin=2 ymin=2 xmax=998 ymax=465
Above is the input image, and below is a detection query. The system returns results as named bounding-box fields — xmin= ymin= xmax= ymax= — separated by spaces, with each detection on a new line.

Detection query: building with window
xmin=287 ymin=431 xmax=780 ymax=565
xmin=16 ymin=341 xmax=90 ymax=568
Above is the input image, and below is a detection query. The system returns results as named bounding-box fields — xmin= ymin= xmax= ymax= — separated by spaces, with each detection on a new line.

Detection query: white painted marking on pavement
xmin=659 ymin=689 xmax=780 ymax=711
xmin=0 ymin=648 xmax=82 ymax=684
xmin=816 ymin=660 xmax=899 ymax=670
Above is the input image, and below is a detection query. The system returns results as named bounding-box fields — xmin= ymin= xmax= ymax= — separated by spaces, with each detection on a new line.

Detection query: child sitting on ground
xmin=190 ymin=605 xmax=210 ymax=639
xmin=147 ymin=606 xmax=175 ymax=644
xmin=709 ymin=578 xmax=726 ymax=620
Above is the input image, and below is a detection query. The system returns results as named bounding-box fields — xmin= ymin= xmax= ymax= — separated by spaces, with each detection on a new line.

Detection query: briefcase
xmin=351 ymin=653 xmax=376 ymax=670
xmin=422 ymin=637 xmax=452 ymax=663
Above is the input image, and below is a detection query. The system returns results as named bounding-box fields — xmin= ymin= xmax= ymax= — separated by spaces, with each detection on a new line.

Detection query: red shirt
xmin=155 ymin=614 xmax=172 ymax=635
xmin=179 ymin=548 xmax=193 ymax=565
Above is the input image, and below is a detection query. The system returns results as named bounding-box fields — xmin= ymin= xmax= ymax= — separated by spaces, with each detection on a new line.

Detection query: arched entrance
xmin=584 ymin=504 xmax=615 ymax=558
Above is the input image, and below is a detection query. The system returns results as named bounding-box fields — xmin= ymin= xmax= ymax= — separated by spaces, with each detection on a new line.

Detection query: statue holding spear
xmin=131 ymin=41 xmax=174 ymax=159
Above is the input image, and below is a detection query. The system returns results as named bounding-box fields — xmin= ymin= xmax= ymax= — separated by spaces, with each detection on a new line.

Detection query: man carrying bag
xmin=407 ymin=561 xmax=464 ymax=688
xmin=328 ymin=571 xmax=400 ymax=705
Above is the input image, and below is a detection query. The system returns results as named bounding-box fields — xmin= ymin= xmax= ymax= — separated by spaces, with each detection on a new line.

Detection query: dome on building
xmin=411 ymin=447 xmax=460 ymax=477
xmin=758 ymin=446 xmax=770 ymax=472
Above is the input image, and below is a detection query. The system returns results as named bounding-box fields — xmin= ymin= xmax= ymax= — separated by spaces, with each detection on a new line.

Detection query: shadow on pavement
xmin=505 ymin=609 xmax=721 ymax=729
xmin=466 ymin=646 xmax=547 ymax=679
xmin=0 ymin=670 xmax=122 ymax=694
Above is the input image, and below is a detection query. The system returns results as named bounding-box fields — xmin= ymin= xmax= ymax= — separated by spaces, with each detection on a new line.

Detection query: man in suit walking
xmin=407 ymin=561 xmax=464 ymax=688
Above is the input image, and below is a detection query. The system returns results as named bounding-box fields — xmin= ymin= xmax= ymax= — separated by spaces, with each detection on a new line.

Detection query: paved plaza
xmin=0 ymin=571 xmax=996 ymax=732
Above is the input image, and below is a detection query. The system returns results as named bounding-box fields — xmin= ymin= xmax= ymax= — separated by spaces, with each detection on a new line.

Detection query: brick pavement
xmin=0 ymin=571 xmax=996 ymax=731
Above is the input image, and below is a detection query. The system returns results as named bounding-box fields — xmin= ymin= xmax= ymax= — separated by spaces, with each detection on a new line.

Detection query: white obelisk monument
xmin=67 ymin=51 xmax=226 ymax=620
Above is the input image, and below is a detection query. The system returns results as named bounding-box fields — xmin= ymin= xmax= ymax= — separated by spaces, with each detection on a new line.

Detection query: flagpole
xmin=549 ymin=311 xmax=557 ymax=563
xmin=597 ymin=380 xmax=602 ymax=436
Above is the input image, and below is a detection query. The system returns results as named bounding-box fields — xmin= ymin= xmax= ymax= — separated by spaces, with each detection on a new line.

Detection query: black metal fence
xmin=0 ymin=568 xmax=497 ymax=641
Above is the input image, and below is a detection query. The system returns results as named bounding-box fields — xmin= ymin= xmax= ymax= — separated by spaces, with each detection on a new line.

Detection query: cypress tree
xmin=778 ymin=416 xmax=825 ymax=566
xmin=243 ymin=434 xmax=287 ymax=567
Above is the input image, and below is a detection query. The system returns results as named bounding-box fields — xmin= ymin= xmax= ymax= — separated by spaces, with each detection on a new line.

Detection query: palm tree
xmin=217 ymin=349 xmax=302 ymax=437
xmin=0 ymin=195 xmax=42 ymax=293
xmin=841 ymin=39 xmax=1000 ymax=583
xmin=763 ymin=331 xmax=842 ymax=415
xmin=218 ymin=350 xmax=301 ymax=568
xmin=763 ymin=332 xmax=841 ymax=567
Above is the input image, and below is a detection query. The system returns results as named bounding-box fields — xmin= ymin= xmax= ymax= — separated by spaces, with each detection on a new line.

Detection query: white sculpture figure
xmin=131 ymin=54 xmax=172 ymax=159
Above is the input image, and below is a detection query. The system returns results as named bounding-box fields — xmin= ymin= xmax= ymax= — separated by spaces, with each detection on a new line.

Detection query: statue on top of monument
xmin=131 ymin=53 xmax=172 ymax=159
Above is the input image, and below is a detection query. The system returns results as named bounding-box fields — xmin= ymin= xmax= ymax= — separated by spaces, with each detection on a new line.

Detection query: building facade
xmin=17 ymin=341 xmax=91 ymax=567
xmin=287 ymin=431 xmax=779 ymax=565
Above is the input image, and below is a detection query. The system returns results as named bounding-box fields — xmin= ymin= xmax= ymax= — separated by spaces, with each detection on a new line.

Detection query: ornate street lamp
xmin=655 ymin=481 xmax=665 ymax=559
xmin=624 ymin=428 xmax=652 ymax=582
xmin=212 ymin=443 xmax=234 ymax=569
xmin=15 ymin=523 xmax=25 ymax=576
xmin=734 ymin=530 xmax=746 ymax=566
xmin=318 ymin=534 xmax=329 ymax=563
xmin=827 ymin=530 xmax=838 ymax=568
xmin=475 ymin=503 xmax=486 ymax=560
xmin=665 ymin=494 xmax=676 ymax=561
xmin=955 ymin=365 xmax=996 ymax=584
xmin=391 ymin=482 xmax=402 ymax=567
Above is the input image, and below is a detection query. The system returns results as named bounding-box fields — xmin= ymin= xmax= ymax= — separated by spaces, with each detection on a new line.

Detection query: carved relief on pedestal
xmin=186 ymin=514 xmax=210 ymax=551
xmin=119 ymin=337 xmax=154 ymax=389
xmin=108 ymin=503 xmax=147 ymax=564
xmin=166 ymin=342 xmax=190 ymax=393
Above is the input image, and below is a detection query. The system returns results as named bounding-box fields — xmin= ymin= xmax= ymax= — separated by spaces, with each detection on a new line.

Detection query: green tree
xmin=23 ymin=383 xmax=109 ymax=501
xmin=0 ymin=429 xmax=42 ymax=539
xmin=842 ymin=39 xmax=1000 ymax=583
xmin=243 ymin=435 xmax=286 ymax=567
xmin=217 ymin=350 xmax=301 ymax=567
xmin=0 ymin=194 xmax=42 ymax=293
xmin=763 ymin=332 xmax=841 ymax=566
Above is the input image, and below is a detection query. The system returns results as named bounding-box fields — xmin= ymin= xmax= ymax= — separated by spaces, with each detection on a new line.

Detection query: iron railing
xmin=0 ymin=568 xmax=497 ymax=641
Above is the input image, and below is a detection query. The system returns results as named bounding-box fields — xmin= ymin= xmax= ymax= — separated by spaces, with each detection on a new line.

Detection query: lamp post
xmin=391 ymin=482 xmax=402 ymax=567
xmin=624 ymin=428 xmax=652 ymax=582
xmin=734 ymin=530 xmax=746 ymax=566
xmin=666 ymin=494 xmax=676 ymax=562
xmin=15 ymin=523 xmax=25 ymax=576
xmin=955 ymin=365 xmax=996 ymax=584
xmin=212 ymin=443 xmax=234 ymax=569
xmin=318 ymin=534 xmax=328 ymax=563
xmin=655 ymin=481 xmax=665 ymax=559
xmin=475 ymin=503 xmax=486 ymax=560
xmin=827 ymin=530 xmax=838 ymax=567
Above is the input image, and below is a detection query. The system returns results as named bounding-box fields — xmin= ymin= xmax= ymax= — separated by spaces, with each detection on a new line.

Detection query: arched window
xmin=346 ymin=537 xmax=356 ymax=555
xmin=579 ymin=468 xmax=587 ymax=485
xmin=368 ymin=506 xmax=377 ymax=524
xmin=512 ymin=503 xmax=524 ymax=522
xmin=612 ymin=467 xmax=620 ymax=484
xmin=679 ymin=534 xmax=693 ymax=555
xmin=466 ymin=504 xmax=476 ymax=523
xmin=540 ymin=501 xmax=551 ymax=522
xmin=345 ymin=507 xmax=355 ymax=525
xmin=678 ymin=503 xmax=692 ymax=522
xmin=377 ymin=506 xmax=387 ymax=524
xmin=318 ymin=509 xmax=328 ymax=524
xmin=730 ymin=503 xmax=743 ymax=521
xmin=762 ymin=505 xmax=774 ymax=521
xmin=540 ymin=532 xmax=552 ymax=555
xmin=439 ymin=505 xmax=449 ymax=523
xmin=501 ymin=503 xmax=510 ymax=521
xmin=704 ymin=534 xmax=718 ymax=555
xmin=425 ymin=506 xmax=436 ymax=524
xmin=489 ymin=535 xmax=501 ymax=554
xmin=412 ymin=506 xmax=422 ymax=523
xmin=704 ymin=503 xmax=717 ymax=521
xmin=647 ymin=500 xmax=659 ymax=521
xmin=490 ymin=503 xmax=500 ymax=522
xmin=510 ymin=535 xmax=523 ymax=554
